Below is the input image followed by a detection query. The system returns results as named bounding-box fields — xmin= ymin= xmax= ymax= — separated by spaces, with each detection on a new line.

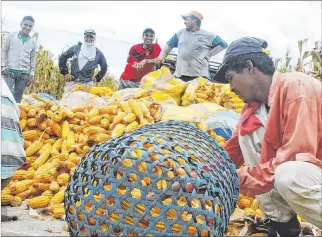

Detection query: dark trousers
xmin=179 ymin=75 xmax=198 ymax=82
xmin=3 ymin=71 xmax=30 ymax=103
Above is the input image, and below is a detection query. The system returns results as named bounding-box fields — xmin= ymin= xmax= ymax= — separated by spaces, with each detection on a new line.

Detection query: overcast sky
xmin=2 ymin=1 xmax=321 ymax=77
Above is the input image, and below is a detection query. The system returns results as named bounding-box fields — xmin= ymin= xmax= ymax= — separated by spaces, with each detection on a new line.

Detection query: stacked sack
xmin=219 ymin=84 xmax=245 ymax=114
xmin=1 ymin=94 xmax=162 ymax=219
xmin=181 ymin=77 xmax=222 ymax=106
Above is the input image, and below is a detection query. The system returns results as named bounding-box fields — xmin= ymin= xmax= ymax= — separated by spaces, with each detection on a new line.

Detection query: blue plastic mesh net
xmin=64 ymin=120 xmax=239 ymax=237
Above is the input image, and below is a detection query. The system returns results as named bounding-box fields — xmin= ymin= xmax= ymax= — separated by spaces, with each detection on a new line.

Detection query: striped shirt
xmin=1 ymin=77 xmax=26 ymax=179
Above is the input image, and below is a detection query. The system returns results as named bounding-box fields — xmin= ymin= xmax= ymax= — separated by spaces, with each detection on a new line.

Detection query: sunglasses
xmin=144 ymin=33 xmax=155 ymax=38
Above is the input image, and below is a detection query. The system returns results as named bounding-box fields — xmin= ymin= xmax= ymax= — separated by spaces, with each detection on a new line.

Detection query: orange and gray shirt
xmin=237 ymin=71 xmax=322 ymax=197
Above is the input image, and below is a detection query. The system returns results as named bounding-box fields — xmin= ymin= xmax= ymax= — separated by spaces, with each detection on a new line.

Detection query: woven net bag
xmin=65 ymin=120 xmax=239 ymax=237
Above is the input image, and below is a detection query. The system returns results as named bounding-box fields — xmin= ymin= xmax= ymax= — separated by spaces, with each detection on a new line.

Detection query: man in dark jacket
xmin=59 ymin=29 xmax=108 ymax=94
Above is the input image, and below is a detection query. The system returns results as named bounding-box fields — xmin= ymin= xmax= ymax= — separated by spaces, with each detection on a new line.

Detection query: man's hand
xmin=92 ymin=77 xmax=97 ymax=82
xmin=27 ymin=75 xmax=34 ymax=87
xmin=136 ymin=60 xmax=147 ymax=70
xmin=64 ymin=74 xmax=74 ymax=81
xmin=154 ymin=58 xmax=163 ymax=66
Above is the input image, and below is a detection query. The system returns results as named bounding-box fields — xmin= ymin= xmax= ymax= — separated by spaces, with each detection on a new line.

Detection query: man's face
xmin=184 ymin=16 xmax=195 ymax=31
xmin=225 ymin=68 xmax=257 ymax=103
xmin=142 ymin=32 xmax=155 ymax=45
xmin=84 ymin=34 xmax=95 ymax=43
xmin=20 ymin=20 xmax=34 ymax=35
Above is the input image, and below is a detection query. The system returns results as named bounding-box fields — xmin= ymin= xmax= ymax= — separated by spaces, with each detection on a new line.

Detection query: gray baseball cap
xmin=213 ymin=37 xmax=270 ymax=83
xmin=84 ymin=29 xmax=96 ymax=35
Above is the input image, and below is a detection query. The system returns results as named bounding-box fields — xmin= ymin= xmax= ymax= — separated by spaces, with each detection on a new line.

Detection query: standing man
xmin=1 ymin=76 xmax=26 ymax=222
xmin=119 ymin=28 xmax=161 ymax=90
xmin=213 ymin=37 xmax=322 ymax=236
xmin=1 ymin=16 xmax=37 ymax=103
xmin=59 ymin=29 xmax=108 ymax=94
xmin=156 ymin=11 xmax=228 ymax=82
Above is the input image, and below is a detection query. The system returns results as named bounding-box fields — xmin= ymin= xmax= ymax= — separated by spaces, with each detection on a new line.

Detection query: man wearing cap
xmin=156 ymin=10 xmax=228 ymax=82
xmin=1 ymin=16 xmax=37 ymax=103
xmin=119 ymin=28 xmax=161 ymax=90
xmin=213 ymin=37 xmax=322 ymax=235
xmin=59 ymin=29 xmax=108 ymax=94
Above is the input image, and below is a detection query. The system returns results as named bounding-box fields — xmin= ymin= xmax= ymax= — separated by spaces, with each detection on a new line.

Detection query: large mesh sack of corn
xmin=64 ymin=120 xmax=239 ymax=237
xmin=219 ymin=85 xmax=245 ymax=114
xmin=140 ymin=66 xmax=187 ymax=105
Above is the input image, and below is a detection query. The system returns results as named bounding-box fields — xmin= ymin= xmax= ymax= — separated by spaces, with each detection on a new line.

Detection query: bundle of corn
xmin=181 ymin=78 xmax=225 ymax=106
xmin=1 ymin=94 xmax=162 ymax=219
xmin=64 ymin=120 xmax=239 ymax=236
xmin=219 ymin=85 xmax=245 ymax=114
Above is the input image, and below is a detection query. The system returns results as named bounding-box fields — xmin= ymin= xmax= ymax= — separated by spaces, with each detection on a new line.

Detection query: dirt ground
xmin=1 ymin=204 xmax=69 ymax=236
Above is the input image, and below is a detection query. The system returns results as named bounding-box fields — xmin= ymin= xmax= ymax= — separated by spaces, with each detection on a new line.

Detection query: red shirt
xmin=120 ymin=43 xmax=161 ymax=81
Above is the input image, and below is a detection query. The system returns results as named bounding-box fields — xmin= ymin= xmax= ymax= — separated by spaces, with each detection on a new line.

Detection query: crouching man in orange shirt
xmin=213 ymin=37 xmax=322 ymax=236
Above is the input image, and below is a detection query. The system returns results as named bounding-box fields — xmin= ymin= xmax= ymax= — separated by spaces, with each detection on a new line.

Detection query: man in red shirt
xmin=213 ymin=37 xmax=322 ymax=236
xmin=119 ymin=28 xmax=161 ymax=90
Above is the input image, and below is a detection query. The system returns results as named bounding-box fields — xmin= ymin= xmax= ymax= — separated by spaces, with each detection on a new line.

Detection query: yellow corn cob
xmin=74 ymin=112 xmax=87 ymax=120
xmin=128 ymin=99 xmax=143 ymax=118
xmin=34 ymin=174 xmax=54 ymax=183
xmin=23 ymin=130 xmax=37 ymax=140
xmin=119 ymin=101 xmax=132 ymax=113
xmin=27 ymin=167 xmax=36 ymax=177
xmin=61 ymin=139 xmax=68 ymax=154
xmin=26 ymin=118 xmax=37 ymax=127
xmin=20 ymin=119 xmax=27 ymax=130
xmin=44 ymin=138 xmax=55 ymax=145
xmin=50 ymin=190 xmax=64 ymax=205
xmin=112 ymin=124 xmax=126 ymax=138
xmin=98 ymin=105 xmax=118 ymax=115
xmin=53 ymin=207 xmax=65 ymax=219
xmin=85 ymin=126 xmax=107 ymax=135
xmin=113 ymin=112 xmax=127 ymax=124
xmin=20 ymin=109 xmax=27 ymax=119
xmin=15 ymin=189 xmax=31 ymax=200
xmin=155 ymin=221 xmax=166 ymax=232
xmin=50 ymin=181 xmax=60 ymax=193
xmin=51 ymin=153 xmax=69 ymax=162
xmin=24 ymin=140 xmax=32 ymax=149
xmin=61 ymin=106 xmax=74 ymax=119
xmin=238 ymin=197 xmax=252 ymax=209
xmin=32 ymin=146 xmax=52 ymax=169
xmin=33 ymin=183 xmax=51 ymax=191
xmin=36 ymin=129 xmax=50 ymax=140
xmin=99 ymin=118 xmax=109 ymax=129
xmin=9 ymin=180 xmax=33 ymax=194
xmin=52 ymin=138 xmax=63 ymax=151
xmin=88 ymin=107 xmax=100 ymax=118
xmin=52 ymin=111 xmax=63 ymax=122
xmin=89 ymin=115 xmax=102 ymax=125
xmin=12 ymin=170 xmax=29 ymax=181
xmin=38 ymin=143 xmax=52 ymax=155
xmin=66 ymin=131 xmax=76 ymax=149
xmin=93 ymin=133 xmax=111 ymax=143
xmin=251 ymin=199 xmax=259 ymax=211
xmin=122 ymin=113 xmax=136 ymax=124
xmin=125 ymin=121 xmax=139 ymax=133
xmin=42 ymin=190 xmax=54 ymax=199
xmin=61 ymin=121 xmax=70 ymax=139
xmin=28 ymin=195 xmax=50 ymax=209
xmin=50 ymin=122 xmax=62 ymax=137
xmin=1 ymin=194 xmax=14 ymax=206
xmin=27 ymin=108 xmax=37 ymax=117
xmin=57 ymin=173 xmax=70 ymax=186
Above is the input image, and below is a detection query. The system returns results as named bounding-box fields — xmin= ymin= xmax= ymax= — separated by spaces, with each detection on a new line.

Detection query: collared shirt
xmin=238 ymin=71 xmax=322 ymax=197
xmin=1 ymin=77 xmax=26 ymax=179
xmin=1 ymin=32 xmax=37 ymax=76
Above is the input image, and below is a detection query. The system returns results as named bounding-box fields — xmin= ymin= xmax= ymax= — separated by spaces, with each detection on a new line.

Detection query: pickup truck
xmin=160 ymin=52 xmax=222 ymax=82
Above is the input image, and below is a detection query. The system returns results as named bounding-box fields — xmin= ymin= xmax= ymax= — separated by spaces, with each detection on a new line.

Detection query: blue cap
xmin=213 ymin=37 xmax=270 ymax=83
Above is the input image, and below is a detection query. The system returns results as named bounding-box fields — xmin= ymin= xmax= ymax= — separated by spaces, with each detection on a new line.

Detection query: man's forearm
xmin=158 ymin=44 xmax=172 ymax=61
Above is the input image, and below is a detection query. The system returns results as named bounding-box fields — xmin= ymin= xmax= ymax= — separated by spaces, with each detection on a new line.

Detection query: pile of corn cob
xmin=219 ymin=85 xmax=245 ymax=114
xmin=1 ymin=94 xmax=162 ymax=219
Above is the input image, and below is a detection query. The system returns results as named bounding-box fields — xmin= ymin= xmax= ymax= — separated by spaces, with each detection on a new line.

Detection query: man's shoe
xmin=259 ymin=215 xmax=301 ymax=237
